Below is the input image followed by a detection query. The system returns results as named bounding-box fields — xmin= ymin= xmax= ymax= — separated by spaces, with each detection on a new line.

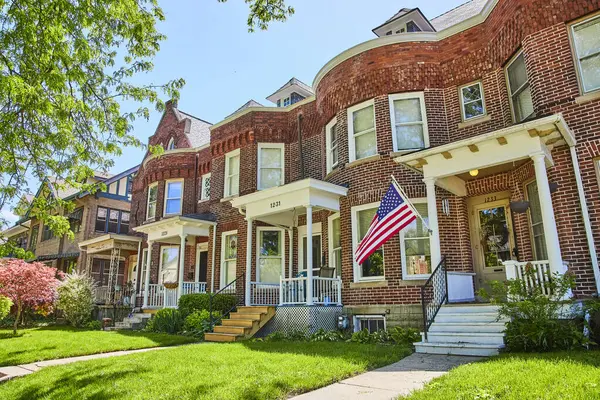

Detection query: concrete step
xmin=434 ymin=312 xmax=503 ymax=323
xmin=230 ymin=312 xmax=262 ymax=321
xmin=415 ymin=341 xmax=503 ymax=357
xmin=213 ymin=325 xmax=248 ymax=335
xmin=425 ymin=331 xmax=505 ymax=345
xmin=438 ymin=305 xmax=500 ymax=314
xmin=222 ymin=319 xmax=255 ymax=328
xmin=204 ymin=332 xmax=240 ymax=342
xmin=429 ymin=322 xmax=506 ymax=334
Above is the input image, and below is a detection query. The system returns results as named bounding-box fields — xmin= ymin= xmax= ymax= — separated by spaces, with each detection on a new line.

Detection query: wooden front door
xmin=469 ymin=194 xmax=515 ymax=292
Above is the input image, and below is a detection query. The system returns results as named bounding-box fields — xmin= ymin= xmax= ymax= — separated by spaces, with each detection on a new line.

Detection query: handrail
xmin=208 ymin=273 xmax=245 ymax=332
xmin=420 ymin=256 xmax=448 ymax=341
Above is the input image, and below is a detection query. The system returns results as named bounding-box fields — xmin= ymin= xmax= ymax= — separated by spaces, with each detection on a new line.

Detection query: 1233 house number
xmin=270 ymin=201 xmax=281 ymax=209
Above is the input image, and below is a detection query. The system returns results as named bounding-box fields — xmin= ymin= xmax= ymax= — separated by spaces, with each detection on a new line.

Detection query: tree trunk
xmin=13 ymin=301 xmax=21 ymax=335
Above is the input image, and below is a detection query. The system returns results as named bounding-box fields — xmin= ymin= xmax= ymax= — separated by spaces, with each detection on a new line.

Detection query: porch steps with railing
xmin=415 ymin=304 xmax=507 ymax=357
xmin=204 ymin=306 xmax=276 ymax=342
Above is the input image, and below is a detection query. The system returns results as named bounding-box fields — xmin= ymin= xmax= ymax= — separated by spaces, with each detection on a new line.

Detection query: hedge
xmin=178 ymin=293 xmax=237 ymax=318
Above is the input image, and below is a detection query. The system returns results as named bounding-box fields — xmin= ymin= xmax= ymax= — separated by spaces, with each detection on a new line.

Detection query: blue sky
xmin=2 ymin=0 xmax=467 ymax=226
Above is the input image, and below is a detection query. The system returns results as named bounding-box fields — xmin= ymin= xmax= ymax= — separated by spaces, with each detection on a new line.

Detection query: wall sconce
xmin=469 ymin=169 xmax=479 ymax=177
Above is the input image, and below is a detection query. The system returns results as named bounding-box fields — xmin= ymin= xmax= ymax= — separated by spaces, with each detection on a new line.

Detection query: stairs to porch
xmin=415 ymin=304 xmax=507 ymax=356
xmin=204 ymin=306 xmax=276 ymax=342
xmin=106 ymin=312 xmax=152 ymax=331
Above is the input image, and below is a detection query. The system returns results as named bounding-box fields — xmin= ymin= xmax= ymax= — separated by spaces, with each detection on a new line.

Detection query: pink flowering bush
xmin=0 ymin=259 xmax=62 ymax=333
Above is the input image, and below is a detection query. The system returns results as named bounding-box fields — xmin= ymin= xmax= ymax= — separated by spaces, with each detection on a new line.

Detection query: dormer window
xmin=167 ymin=138 xmax=176 ymax=150
xmin=283 ymin=97 xmax=291 ymax=107
xmin=406 ymin=21 xmax=421 ymax=32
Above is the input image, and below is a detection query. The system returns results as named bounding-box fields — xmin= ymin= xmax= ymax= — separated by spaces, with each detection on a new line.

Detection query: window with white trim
xmin=352 ymin=202 xmax=384 ymax=281
xmin=525 ymin=181 xmax=548 ymax=261
xmin=164 ymin=179 xmax=183 ymax=216
xmin=328 ymin=213 xmax=342 ymax=277
xmin=325 ymin=118 xmax=339 ymax=173
xmin=258 ymin=143 xmax=284 ymax=190
xmin=257 ymin=228 xmax=284 ymax=284
xmin=459 ymin=82 xmax=486 ymax=120
xmin=224 ymin=149 xmax=240 ymax=197
xmin=348 ymin=100 xmax=377 ymax=162
xmin=506 ymin=52 xmax=534 ymax=122
xmin=221 ymin=231 xmax=238 ymax=287
xmin=167 ymin=138 xmax=176 ymax=150
xmin=200 ymin=173 xmax=211 ymax=201
xmin=401 ymin=200 xmax=431 ymax=280
xmin=571 ymin=15 xmax=600 ymax=94
xmin=389 ymin=92 xmax=428 ymax=152
xmin=146 ymin=183 xmax=158 ymax=220
xmin=354 ymin=315 xmax=386 ymax=333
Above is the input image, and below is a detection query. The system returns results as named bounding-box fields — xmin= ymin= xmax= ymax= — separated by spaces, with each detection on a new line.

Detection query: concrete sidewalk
xmin=292 ymin=353 xmax=484 ymax=400
xmin=0 ymin=346 xmax=173 ymax=383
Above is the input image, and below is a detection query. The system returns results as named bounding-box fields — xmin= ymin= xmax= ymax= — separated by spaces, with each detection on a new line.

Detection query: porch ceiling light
xmin=469 ymin=169 xmax=479 ymax=177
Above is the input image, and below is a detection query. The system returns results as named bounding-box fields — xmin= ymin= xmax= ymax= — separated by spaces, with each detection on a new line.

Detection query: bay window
xmin=224 ymin=149 xmax=240 ymax=197
xmin=400 ymin=200 xmax=431 ymax=280
xmin=325 ymin=118 xmax=339 ymax=173
xmin=389 ymin=92 xmax=428 ymax=152
xmin=164 ymin=179 xmax=183 ymax=216
xmin=258 ymin=143 xmax=284 ymax=190
xmin=506 ymin=52 xmax=534 ymax=122
xmin=348 ymin=100 xmax=377 ymax=162
xmin=352 ymin=202 xmax=384 ymax=281
xmin=146 ymin=183 xmax=158 ymax=220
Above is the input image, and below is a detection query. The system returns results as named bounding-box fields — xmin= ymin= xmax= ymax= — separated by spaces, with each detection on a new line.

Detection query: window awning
xmin=229 ymin=178 xmax=348 ymax=226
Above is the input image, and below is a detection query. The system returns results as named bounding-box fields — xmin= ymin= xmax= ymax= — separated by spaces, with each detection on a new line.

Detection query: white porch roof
xmin=133 ymin=215 xmax=215 ymax=243
xmin=394 ymin=114 xmax=576 ymax=195
xmin=78 ymin=234 xmax=142 ymax=255
xmin=229 ymin=178 xmax=348 ymax=226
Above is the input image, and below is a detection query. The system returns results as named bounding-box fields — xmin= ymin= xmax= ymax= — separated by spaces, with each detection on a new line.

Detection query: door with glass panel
xmin=257 ymin=229 xmax=284 ymax=283
xmin=221 ymin=232 xmax=238 ymax=289
xmin=471 ymin=199 xmax=515 ymax=289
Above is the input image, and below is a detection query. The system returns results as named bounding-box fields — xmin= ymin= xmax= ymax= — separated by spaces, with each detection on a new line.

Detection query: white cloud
xmin=0 ymin=208 xmax=18 ymax=229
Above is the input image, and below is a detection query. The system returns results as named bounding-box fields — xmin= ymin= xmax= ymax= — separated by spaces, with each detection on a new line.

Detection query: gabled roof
xmin=266 ymin=78 xmax=314 ymax=102
xmin=430 ymin=0 xmax=488 ymax=31
xmin=372 ymin=7 xmax=436 ymax=36
xmin=225 ymin=99 xmax=264 ymax=119
xmin=172 ymin=108 xmax=212 ymax=148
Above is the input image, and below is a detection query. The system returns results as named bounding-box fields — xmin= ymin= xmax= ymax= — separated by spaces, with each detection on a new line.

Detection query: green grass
xmin=0 ymin=341 xmax=412 ymax=399
xmin=0 ymin=326 xmax=198 ymax=367
xmin=402 ymin=350 xmax=600 ymax=400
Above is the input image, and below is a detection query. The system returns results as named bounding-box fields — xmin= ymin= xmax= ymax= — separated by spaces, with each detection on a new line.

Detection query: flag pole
xmin=390 ymin=175 xmax=432 ymax=233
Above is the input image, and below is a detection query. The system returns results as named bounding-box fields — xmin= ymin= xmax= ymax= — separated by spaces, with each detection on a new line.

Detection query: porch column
xmin=143 ymin=240 xmax=153 ymax=308
xmin=424 ymin=177 xmax=442 ymax=268
xmin=245 ymin=218 xmax=253 ymax=306
xmin=287 ymin=229 xmax=293 ymax=279
xmin=530 ymin=152 xmax=565 ymax=274
xmin=306 ymin=205 xmax=314 ymax=305
xmin=177 ymin=234 xmax=188 ymax=300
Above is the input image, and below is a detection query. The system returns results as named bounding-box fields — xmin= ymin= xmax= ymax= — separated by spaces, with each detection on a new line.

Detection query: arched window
xmin=167 ymin=138 xmax=176 ymax=150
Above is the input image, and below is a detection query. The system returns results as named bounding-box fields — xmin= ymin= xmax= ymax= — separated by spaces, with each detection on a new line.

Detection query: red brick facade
xmin=131 ymin=0 xmax=600 ymax=317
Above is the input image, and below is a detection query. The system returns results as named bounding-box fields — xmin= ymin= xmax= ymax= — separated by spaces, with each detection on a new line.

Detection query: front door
xmin=470 ymin=196 xmax=515 ymax=291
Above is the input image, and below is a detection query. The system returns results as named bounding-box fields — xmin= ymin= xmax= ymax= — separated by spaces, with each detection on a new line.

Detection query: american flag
xmin=355 ymin=182 xmax=418 ymax=264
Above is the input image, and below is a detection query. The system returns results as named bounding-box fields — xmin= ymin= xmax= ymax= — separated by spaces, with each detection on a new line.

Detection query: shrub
xmin=56 ymin=273 xmax=95 ymax=327
xmin=309 ymin=328 xmax=350 ymax=342
xmin=389 ymin=326 xmax=421 ymax=345
xmin=0 ymin=295 xmax=12 ymax=320
xmin=85 ymin=320 xmax=102 ymax=330
xmin=184 ymin=310 xmax=222 ymax=337
xmin=146 ymin=308 xmax=184 ymax=334
xmin=480 ymin=268 xmax=589 ymax=352
xmin=178 ymin=293 xmax=237 ymax=318
xmin=350 ymin=329 xmax=374 ymax=344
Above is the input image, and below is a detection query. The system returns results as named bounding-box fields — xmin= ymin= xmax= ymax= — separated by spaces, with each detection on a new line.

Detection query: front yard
xmin=402 ymin=350 xmax=600 ymax=400
xmin=0 ymin=326 xmax=198 ymax=367
xmin=0 ymin=341 xmax=412 ymax=399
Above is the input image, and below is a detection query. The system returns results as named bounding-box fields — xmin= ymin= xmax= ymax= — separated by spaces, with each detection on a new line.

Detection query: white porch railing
xmin=164 ymin=287 xmax=178 ymax=308
xmin=147 ymin=284 xmax=164 ymax=308
xmin=279 ymin=277 xmax=342 ymax=305
xmin=182 ymin=282 xmax=207 ymax=295
xmin=250 ymin=282 xmax=280 ymax=305
xmin=503 ymin=260 xmax=552 ymax=296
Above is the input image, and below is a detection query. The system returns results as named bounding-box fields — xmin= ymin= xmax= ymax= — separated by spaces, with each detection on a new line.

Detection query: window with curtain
xmin=258 ymin=230 xmax=283 ymax=283
xmin=354 ymin=205 xmax=384 ymax=280
xmin=572 ymin=16 xmax=600 ymax=93
xmin=348 ymin=101 xmax=377 ymax=161
xmin=390 ymin=93 xmax=428 ymax=151
xmin=222 ymin=232 xmax=238 ymax=286
xmin=258 ymin=144 xmax=284 ymax=190
xmin=146 ymin=184 xmax=158 ymax=220
xmin=225 ymin=150 xmax=240 ymax=197
xmin=460 ymin=82 xmax=486 ymax=120
xmin=401 ymin=202 xmax=431 ymax=279
xmin=526 ymin=181 xmax=548 ymax=261
xmin=506 ymin=52 xmax=534 ymax=122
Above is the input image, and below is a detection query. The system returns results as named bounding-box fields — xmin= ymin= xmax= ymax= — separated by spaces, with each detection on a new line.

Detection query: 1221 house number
xmin=270 ymin=201 xmax=281 ymax=209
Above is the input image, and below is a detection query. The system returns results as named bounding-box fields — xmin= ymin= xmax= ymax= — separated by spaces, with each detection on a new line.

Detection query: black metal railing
xmin=421 ymin=256 xmax=448 ymax=341
xmin=208 ymin=273 xmax=245 ymax=332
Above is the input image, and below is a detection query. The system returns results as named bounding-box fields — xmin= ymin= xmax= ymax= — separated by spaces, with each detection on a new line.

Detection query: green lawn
xmin=0 ymin=341 xmax=412 ymax=399
xmin=402 ymin=350 xmax=600 ymax=400
xmin=0 ymin=326 xmax=198 ymax=367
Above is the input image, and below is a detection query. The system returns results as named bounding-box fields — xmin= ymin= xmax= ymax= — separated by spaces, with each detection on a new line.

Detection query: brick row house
xmin=125 ymin=0 xmax=600 ymax=354
xmin=3 ymin=167 xmax=139 ymax=305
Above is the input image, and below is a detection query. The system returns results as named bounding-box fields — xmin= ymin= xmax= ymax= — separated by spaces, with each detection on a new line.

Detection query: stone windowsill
xmin=575 ymin=90 xmax=600 ymax=105
xmin=350 ymin=280 xmax=388 ymax=289
xmin=345 ymin=154 xmax=382 ymax=169
xmin=220 ymin=195 xmax=239 ymax=203
xmin=324 ymin=166 xmax=341 ymax=180
xmin=457 ymin=114 xmax=492 ymax=129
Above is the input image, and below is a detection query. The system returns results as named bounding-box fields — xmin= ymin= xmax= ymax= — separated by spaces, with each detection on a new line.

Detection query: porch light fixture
xmin=509 ymin=200 xmax=530 ymax=214
xmin=549 ymin=182 xmax=559 ymax=193
xmin=469 ymin=169 xmax=479 ymax=177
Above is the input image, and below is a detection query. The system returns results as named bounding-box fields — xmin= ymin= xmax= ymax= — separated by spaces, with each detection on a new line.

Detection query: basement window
xmin=354 ymin=315 xmax=386 ymax=333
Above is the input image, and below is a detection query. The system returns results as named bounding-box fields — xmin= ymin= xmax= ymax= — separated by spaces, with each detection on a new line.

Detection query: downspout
xmin=569 ymin=145 xmax=600 ymax=295
xmin=297 ymin=114 xmax=304 ymax=179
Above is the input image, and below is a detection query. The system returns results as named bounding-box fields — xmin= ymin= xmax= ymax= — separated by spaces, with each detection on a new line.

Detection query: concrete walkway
xmin=0 ymin=346 xmax=173 ymax=383
xmin=292 ymin=353 xmax=484 ymax=400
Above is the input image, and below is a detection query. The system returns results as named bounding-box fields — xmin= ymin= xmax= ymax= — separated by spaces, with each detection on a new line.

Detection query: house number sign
xmin=270 ymin=201 xmax=281 ymax=209
xmin=484 ymin=195 xmax=497 ymax=203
